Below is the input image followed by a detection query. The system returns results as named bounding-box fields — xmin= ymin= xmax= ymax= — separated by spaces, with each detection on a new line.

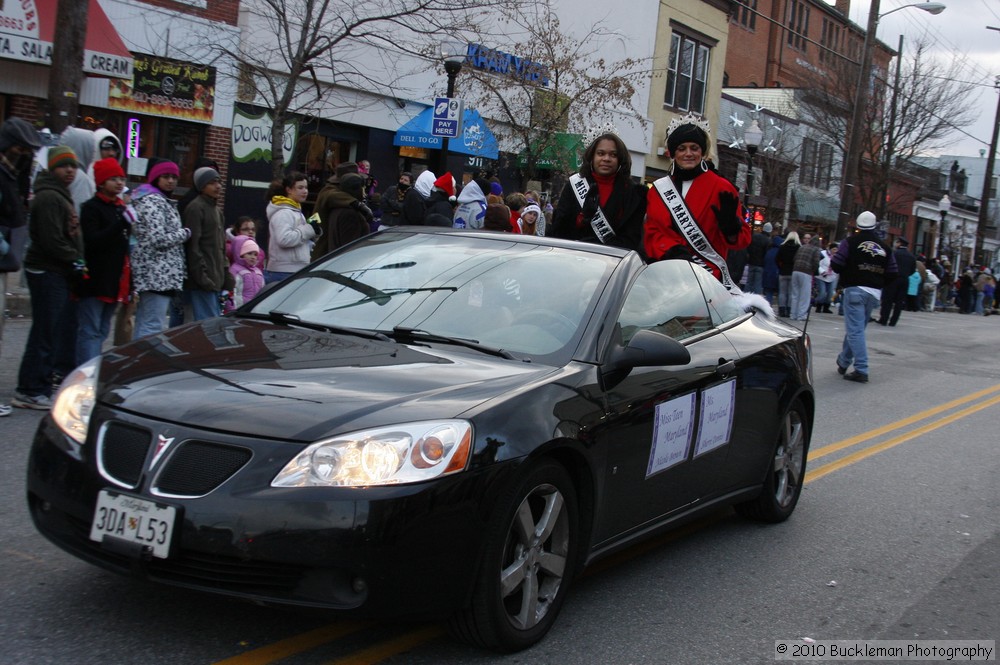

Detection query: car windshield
xmin=250 ymin=231 xmax=620 ymax=359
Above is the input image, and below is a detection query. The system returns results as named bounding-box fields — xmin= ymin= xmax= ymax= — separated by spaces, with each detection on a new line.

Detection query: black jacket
xmin=550 ymin=176 xmax=647 ymax=252
xmin=831 ymin=230 xmax=898 ymax=289
xmin=78 ymin=194 xmax=130 ymax=299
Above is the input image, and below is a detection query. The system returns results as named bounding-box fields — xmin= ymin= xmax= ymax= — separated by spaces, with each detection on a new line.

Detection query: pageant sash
xmin=569 ymin=173 xmax=616 ymax=244
xmin=652 ymin=176 xmax=742 ymax=294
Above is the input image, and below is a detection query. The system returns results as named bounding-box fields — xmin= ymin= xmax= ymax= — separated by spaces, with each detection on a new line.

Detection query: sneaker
xmin=843 ymin=371 xmax=869 ymax=383
xmin=12 ymin=393 xmax=53 ymax=410
xmin=0 ymin=404 xmax=11 ymax=417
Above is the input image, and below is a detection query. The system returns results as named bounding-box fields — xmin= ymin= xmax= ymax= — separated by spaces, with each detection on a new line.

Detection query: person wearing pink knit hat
xmin=226 ymin=235 xmax=265 ymax=312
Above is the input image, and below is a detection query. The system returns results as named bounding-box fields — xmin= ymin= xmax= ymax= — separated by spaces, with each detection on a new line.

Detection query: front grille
xmin=57 ymin=509 xmax=304 ymax=595
xmin=100 ymin=422 xmax=151 ymax=487
xmin=154 ymin=441 xmax=252 ymax=496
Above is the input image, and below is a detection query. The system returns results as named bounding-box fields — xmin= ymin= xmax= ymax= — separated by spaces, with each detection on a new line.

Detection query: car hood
xmin=97 ymin=318 xmax=557 ymax=441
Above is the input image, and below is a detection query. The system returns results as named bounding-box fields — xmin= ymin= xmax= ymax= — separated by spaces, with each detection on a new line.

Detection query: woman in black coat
xmin=550 ymin=130 xmax=647 ymax=253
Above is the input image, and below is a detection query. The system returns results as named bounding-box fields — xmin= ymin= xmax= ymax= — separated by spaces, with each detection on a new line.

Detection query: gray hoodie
xmin=58 ymin=127 xmax=97 ymax=213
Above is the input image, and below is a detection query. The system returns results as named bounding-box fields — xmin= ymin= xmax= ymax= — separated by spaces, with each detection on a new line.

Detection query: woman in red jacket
xmin=645 ymin=114 xmax=751 ymax=292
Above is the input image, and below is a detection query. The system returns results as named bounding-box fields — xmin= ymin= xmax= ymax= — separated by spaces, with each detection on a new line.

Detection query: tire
xmin=449 ymin=460 xmax=579 ymax=652
xmin=735 ymin=399 xmax=809 ymax=523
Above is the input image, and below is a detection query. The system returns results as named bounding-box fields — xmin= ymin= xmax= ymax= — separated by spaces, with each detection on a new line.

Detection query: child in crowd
xmin=226 ymin=235 xmax=265 ymax=313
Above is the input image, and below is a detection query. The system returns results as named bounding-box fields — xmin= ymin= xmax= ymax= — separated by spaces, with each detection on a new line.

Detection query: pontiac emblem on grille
xmin=152 ymin=434 xmax=175 ymax=468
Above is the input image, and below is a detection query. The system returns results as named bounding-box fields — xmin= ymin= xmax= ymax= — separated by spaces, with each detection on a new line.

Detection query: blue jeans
xmin=837 ymin=286 xmax=879 ymax=376
xmin=265 ymin=270 xmax=294 ymax=284
xmin=187 ymin=289 xmax=220 ymax=321
xmin=815 ymin=279 xmax=835 ymax=306
xmin=18 ymin=270 xmax=77 ymax=397
xmin=133 ymin=291 xmax=173 ymax=340
xmin=778 ymin=275 xmax=793 ymax=309
xmin=974 ymin=291 xmax=985 ymax=315
xmin=76 ymin=297 xmax=116 ymax=365
xmin=745 ymin=265 xmax=764 ymax=294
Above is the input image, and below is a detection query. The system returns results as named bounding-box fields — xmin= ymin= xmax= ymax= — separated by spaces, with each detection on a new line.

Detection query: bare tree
xmin=799 ymin=36 xmax=979 ymax=214
xmin=215 ymin=0 xmax=523 ymax=177
xmin=457 ymin=2 xmax=651 ymax=186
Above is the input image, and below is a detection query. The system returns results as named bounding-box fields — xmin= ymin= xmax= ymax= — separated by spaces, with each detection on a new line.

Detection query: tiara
xmin=666 ymin=112 xmax=711 ymax=138
xmin=581 ymin=121 xmax=620 ymax=148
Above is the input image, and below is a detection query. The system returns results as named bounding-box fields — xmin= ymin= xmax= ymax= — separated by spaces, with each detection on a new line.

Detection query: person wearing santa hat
xmin=75 ymin=157 xmax=131 ymax=364
xmin=424 ymin=172 xmax=457 ymax=227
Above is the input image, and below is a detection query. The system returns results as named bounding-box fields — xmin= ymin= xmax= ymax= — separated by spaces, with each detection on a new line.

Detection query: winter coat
xmin=78 ymin=193 xmax=130 ymax=300
xmin=25 ymin=172 xmax=83 ymax=276
xmin=776 ymin=240 xmax=799 ymax=276
xmin=424 ymin=190 xmax=455 ymax=227
xmin=763 ymin=236 xmax=782 ymax=291
xmin=266 ymin=200 xmax=316 ymax=273
xmin=453 ymin=180 xmax=487 ymax=229
xmin=380 ymin=184 xmax=407 ymax=226
xmin=183 ymin=193 xmax=227 ymax=291
xmin=130 ymin=184 xmax=188 ymax=293
xmin=227 ymin=235 xmax=265 ymax=312
xmin=311 ymin=189 xmax=368 ymax=259
xmin=552 ymin=172 xmax=647 ymax=252
xmin=401 ymin=171 xmax=435 ymax=225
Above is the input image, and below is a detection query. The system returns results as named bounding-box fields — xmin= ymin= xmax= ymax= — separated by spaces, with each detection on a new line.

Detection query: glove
xmin=712 ymin=191 xmax=742 ymax=237
xmin=580 ymin=187 xmax=600 ymax=223
xmin=73 ymin=258 xmax=90 ymax=279
xmin=350 ymin=200 xmax=374 ymax=222
xmin=307 ymin=212 xmax=324 ymax=237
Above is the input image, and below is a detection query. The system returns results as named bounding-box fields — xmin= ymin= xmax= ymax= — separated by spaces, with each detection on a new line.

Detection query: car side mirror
xmin=601 ymin=328 xmax=691 ymax=390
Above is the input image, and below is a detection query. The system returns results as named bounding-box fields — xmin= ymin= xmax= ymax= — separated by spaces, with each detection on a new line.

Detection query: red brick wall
xmin=7 ymin=96 xmax=44 ymax=125
xmin=203 ymin=124 xmax=232 ymax=209
xmin=134 ymin=0 xmax=239 ymax=25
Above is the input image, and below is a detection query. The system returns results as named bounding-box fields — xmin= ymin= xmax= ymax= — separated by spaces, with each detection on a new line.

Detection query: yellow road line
xmin=212 ymin=622 xmax=371 ymax=665
xmin=809 ymin=382 xmax=1000 ymax=461
xmin=806 ymin=392 xmax=1000 ymax=483
xmin=324 ymin=626 xmax=446 ymax=665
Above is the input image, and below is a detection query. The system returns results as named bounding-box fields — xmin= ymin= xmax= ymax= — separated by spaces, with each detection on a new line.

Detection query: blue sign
xmin=432 ymin=97 xmax=463 ymax=138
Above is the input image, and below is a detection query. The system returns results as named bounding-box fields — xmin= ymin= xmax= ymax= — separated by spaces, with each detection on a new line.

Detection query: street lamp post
xmin=835 ymin=1 xmax=946 ymax=241
xmin=937 ymin=193 xmax=951 ymax=260
xmin=438 ymin=40 xmax=465 ymax=177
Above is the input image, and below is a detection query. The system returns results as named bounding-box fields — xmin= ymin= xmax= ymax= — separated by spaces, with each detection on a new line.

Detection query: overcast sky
xmin=845 ymin=0 xmax=1000 ymax=158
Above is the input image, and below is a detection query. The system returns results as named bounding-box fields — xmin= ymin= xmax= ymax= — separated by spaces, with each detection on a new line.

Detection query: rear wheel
xmin=735 ymin=399 xmax=809 ymax=522
xmin=449 ymin=460 xmax=579 ymax=652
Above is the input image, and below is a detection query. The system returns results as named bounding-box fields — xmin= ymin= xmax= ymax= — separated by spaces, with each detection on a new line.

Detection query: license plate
xmin=89 ymin=490 xmax=176 ymax=559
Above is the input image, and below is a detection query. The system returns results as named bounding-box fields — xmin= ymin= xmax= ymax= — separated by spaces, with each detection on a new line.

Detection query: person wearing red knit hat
xmin=425 ymin=172 xmax=457 ymax=227
xmin=76 ymin=157 xmax=130 ymax=364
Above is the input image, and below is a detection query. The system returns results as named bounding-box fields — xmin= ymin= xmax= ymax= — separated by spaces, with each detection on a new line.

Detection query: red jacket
xmin=644 ymin=171 xmax=751 ymax=281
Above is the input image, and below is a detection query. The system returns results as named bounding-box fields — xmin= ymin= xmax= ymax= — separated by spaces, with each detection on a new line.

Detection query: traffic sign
xmin=431 ymin=96 xmax=463 ymax=138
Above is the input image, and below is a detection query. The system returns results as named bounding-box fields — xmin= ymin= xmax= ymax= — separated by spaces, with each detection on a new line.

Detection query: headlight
xmin=272 ymin=420 xmax=472 ymax=487
xmin=52 ymin=357 xmax=100 ymax=444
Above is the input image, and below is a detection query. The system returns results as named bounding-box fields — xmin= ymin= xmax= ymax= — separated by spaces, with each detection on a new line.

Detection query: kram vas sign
xmin=109 ymin=54 xmax=215 ymax=123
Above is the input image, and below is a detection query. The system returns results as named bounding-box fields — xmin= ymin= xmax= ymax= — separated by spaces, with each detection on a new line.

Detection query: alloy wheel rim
xmin=499 ymin=483 xmax=570 ymax=630
xmin=773 ymin=410 xmax=805 ymax=507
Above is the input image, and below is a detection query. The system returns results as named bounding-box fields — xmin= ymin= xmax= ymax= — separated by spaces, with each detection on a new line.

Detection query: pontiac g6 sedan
xmin=28 ymin=228 xmax=813 ymax=652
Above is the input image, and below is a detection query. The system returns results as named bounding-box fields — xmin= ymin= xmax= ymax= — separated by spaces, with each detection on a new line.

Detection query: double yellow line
xmin=215 ymin=383 xmax=1000 ymax=665
xmin=806 ymin=382 xmax=1000 ymax=483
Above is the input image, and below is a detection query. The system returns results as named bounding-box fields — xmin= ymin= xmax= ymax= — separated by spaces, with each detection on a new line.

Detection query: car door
xmin=591 ymin=261 xmax=742 ymax=547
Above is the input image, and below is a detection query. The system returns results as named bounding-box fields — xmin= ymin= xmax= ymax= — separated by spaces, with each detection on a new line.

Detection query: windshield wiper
xmin=241 ymin=311 xmax=390 ymax=341
xmin=286 ymin=270 xmax=391 ymax=303
xmin=389 ymin=326 xmax=516 ymax=360
xmin=323 ymin=286 xmax=458 ymax=312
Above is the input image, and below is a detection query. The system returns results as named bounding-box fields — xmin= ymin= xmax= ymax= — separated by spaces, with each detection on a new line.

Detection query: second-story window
xmin=665 ymin=31 xmax=711 ymax=114
xmin=734 ymin=0 xmax=757 ymax=30
xmin=800 ymin=137 xmax=834 ymax=189
xmin=786 ymin=0 xmax=810 ymax=52
xmin=819 ymin=19 xmax=841 ymax=65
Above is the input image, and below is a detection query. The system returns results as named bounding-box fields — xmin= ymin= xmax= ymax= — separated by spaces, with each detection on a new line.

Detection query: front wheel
xmin=449 ymin=460 xmax=579 ymax=652
xmin=735 ymin=399 xmax=809 ymax=522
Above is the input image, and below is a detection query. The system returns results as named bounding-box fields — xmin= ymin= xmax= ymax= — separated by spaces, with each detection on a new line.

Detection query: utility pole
xmin=977 ymin=43 xmax=1000 ymax=264
xmin=835 ymin=0 xmax=882 ymax=242
xmin=45 ymin=0 xmax=89 ymax=133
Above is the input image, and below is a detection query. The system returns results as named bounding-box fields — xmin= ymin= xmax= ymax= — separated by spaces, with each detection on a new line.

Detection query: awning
xmin=394 ymin=107 xmax=499 ymax=160
xmin=517 ymin=132 xmax=582 ymax=170
xmin=0 ymin=0 xmax=133 ymax=78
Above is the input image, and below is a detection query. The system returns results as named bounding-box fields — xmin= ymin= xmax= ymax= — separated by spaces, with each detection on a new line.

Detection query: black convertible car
xmin=28 ymin=228 xmax=813 ymax=652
